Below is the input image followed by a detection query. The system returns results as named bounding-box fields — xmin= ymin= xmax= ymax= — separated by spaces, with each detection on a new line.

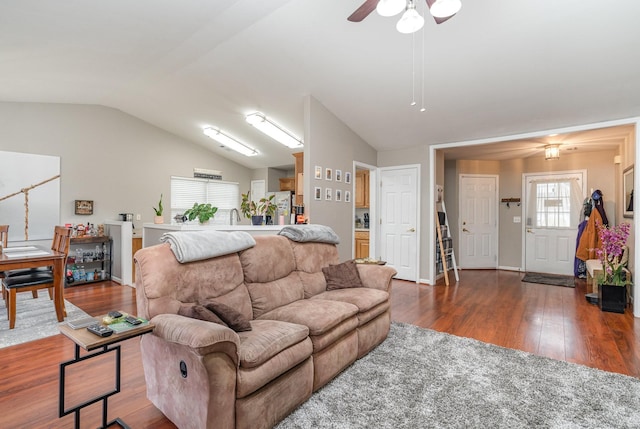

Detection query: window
xmin=170 ymin=176 xmax=239 ymax=225
xmin=526 ymin=175 xmax=583 ymax=229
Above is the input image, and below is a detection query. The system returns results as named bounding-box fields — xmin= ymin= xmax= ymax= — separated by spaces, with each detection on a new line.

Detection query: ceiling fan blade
xmin=425 ymin=0 xmax=456 ymax=24
xmin=348 ymin=0 xmax=379 ymax=22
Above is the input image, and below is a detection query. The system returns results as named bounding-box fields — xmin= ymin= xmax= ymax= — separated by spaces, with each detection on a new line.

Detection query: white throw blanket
xmin=278 ymin=225 xmax=340 ymax=244
xmin=160 ymin=230 xmax=256 ymax=263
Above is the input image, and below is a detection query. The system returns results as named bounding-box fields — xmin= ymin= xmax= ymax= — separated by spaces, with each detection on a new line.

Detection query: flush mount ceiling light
xmin=245 ymin=112 xmax=303 ymax=149
xmin=544 ymin=144 xmax=561 ymax=160
xmin=203 ymin=127 xmax=258 ymax=157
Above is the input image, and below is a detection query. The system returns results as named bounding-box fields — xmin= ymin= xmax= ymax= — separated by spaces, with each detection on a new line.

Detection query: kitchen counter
xmin=142 ymin=223 xmax=286 ymax=247
xmin=355 ymin=228 xmax=370 ymax=232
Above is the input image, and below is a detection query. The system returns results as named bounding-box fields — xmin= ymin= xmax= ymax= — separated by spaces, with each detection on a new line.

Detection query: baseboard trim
xmin=498 ymin=266 xmax=523 ymax=272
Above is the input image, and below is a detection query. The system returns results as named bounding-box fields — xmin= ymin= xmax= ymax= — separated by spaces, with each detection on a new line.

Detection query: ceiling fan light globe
xmin=429 ymin=0 xmax=462 ymax=18
xmin=376 ymin=0 xmax=406 ymax=17
xmin=396 ymin=8 xmax=424 ymax=34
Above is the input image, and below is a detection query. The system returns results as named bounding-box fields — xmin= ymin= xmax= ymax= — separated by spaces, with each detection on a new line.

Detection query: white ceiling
xmin=1 ymin=0 xmax=639 ymax=168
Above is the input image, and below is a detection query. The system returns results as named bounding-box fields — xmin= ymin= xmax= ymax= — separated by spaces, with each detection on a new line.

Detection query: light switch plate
xmin=513 ymin=216 xmax=521 ymax=223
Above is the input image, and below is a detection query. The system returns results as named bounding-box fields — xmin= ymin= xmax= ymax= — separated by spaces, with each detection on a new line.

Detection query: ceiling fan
xmin=348 ymin=0 xmax=461 ymax=27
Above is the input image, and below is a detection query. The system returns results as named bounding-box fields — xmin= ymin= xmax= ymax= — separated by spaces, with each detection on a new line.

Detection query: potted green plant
xmin=595 ymin=221 xmax=631 ymax=313
xmin=241 ymin=192 xmax=275 ymax=225
xmin=184 ymin=202 xmax=218 ymax=224
xmin=152 ymin=193 xmax=164 ymax=224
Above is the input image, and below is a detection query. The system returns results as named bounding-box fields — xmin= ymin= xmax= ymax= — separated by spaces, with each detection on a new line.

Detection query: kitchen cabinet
xmin=355 ymin=230 xmax=370 ymax=259
xmin=279 ymin=177 xmax=295 ymax=191
xmin=293 ymin=152 xmax=304 ymax=206
xmin=355 ymin=170 xmax=369 ymax=208
xmin=66 ymin=236 xmax=112 ymax=286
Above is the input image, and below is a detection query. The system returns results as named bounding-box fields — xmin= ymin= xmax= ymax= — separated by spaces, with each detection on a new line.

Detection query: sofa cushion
xmin=289 ymin=241 xmax=340 ymax=297
xmin=204 ymin=301 xmax=252 ymax=332
xmin=258 ymin=299 xmax=358 ymax=336
xmin=237 ymin=320 xmax=309 ymax=368
xmin=178 ymin=303 xmax=228 ymax=327
xmin=312 ymin=288 xmax=390 ymax=325
xmin=322 ymin=260 xmax=363 ymax=290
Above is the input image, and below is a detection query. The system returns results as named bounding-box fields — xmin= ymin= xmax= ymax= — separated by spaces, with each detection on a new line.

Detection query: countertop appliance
xmin=363 ymin=213 xmax=369 ymax=228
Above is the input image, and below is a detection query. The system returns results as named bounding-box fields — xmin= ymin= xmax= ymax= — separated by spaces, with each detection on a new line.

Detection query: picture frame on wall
xmin=335 ymin=170 xmax=342 ymax=182
xmin=345 ymin=172 xmax=351 ymax=184
xmin=314 ymin=187 xmax=322 ymax=201
xmin=345 ymin=191 xmax=351 ymax=203
xmin=336 ymin=189 xmax=342 ymax=202
xmin=325 ymin=187 xmax=332 ymax=201
xmin=314 ymin=166 xmax=322 ymax=180
xmin=74 ymin=200 xmax=94 ymax=215
xmin=325 ymin=168 xmax=332 ymax=181
xmin=623 ymin=165 xmax=634 ymax=218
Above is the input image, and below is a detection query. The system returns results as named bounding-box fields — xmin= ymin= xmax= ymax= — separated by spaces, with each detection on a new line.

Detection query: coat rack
xmin=500 ymin=197 xmax=521 ymax=208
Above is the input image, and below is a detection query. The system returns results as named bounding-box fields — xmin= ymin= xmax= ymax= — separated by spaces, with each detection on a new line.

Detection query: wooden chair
xmin=2 ymin=226 xmax=71 ymax=329
xmin=0 ymin=225 xmax=7 ymax=249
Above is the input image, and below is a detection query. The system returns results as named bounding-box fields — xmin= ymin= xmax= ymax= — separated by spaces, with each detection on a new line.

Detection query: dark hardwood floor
xmin=1 ymin=270 xmax=638 ymax=428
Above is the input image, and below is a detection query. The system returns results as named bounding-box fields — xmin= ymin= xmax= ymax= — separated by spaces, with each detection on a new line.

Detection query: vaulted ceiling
xmin=1 ymin=1 xmax=639 ymax=168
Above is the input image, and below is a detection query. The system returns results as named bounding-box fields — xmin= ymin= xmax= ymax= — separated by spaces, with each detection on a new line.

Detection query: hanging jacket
xmin=576 ymin=209 xmax=603 ymax=261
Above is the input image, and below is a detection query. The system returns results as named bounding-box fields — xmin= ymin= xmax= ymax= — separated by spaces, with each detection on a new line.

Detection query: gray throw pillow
xmin=203 ymin=300 xmax=252 ymax=332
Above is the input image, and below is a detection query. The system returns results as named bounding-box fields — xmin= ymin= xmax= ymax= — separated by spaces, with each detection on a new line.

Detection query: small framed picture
xmin=314 ymin=186 xmax=322 ymax=200
xmin=336 ymin=189 xmax=342 ymax=202
xmin=75 ymin=200 xmax=94 ymax=215
xmin=335 ymin=170 xmax=342 ymax=182
xmin=314 ymin=166 xmax=322 ymax=180
xmin=345 ymin=172 xmax=352 ymax=184
xmin=345 ymin=191 xmax=351 ymax=203
xmin=325 ymin=188 xmax=332 ymax=201
xmin=325 ymin=168 xmax=332 ymax=181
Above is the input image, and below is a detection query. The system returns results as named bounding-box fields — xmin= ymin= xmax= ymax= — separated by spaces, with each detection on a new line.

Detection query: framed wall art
xmin=315 ymin=166 xmax=322 ymax=180
xmin=325 ymin=168 xmax=332 ymax=181
xmin=325 ymin=188 xmax=332 ymax=201
xmin=345 ymin=172 xmax=351 ymax=184
xmin=75 ymin=199 xmax=94 ymax=215
xmin=336 ymin=189 xmax=342 ymax=202
xmin=314 ymin=186 xmax=322 ymax=200
xmin=345 ymin=191 xmax=351 ymax=203
xmin=623 ymin=165 xmax=634 ymax=218
xmin=335 ymin=170 xmax=342 ymax=182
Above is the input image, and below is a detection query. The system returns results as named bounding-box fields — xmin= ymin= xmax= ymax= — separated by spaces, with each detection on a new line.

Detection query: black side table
xmin=58 ymin=313 xmax=154 ymax=429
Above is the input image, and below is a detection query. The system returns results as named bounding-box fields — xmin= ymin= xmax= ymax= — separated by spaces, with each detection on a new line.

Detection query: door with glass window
xmin=523 ymin=172 xmax=586 ymax=275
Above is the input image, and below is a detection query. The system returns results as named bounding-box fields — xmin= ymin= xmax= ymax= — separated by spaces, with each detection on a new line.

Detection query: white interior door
xmin=380 ymin=166 xmax=418 ymax=281
xmin=524 ymin=172 xmax=585 ymax=275
xmin=458 ymin=175 xmax=498 ymax=269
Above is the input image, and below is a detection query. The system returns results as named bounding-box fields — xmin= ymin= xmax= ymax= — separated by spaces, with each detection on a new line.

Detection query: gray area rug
xmin=0 ymin=293 xmax=89 ymax=348
xmin=276 ymin=323 xmax=640 ymax=429
xmin=522 ymin=272 xmax=576 ymax=288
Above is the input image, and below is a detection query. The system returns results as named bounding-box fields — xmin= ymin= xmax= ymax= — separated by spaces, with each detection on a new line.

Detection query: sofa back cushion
xmin=289 ymin=241 xmax=340 ymax=298
xmin=240 ymin=235 xmax=304 ymax=318
xmin=135 ymin=243 xmax=252 ymax=320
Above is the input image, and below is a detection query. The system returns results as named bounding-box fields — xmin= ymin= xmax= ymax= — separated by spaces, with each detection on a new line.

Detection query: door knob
xmin=527 ymin=228 xmax=534 ymax=234
xmin=407 ymin=228 xmax=415 ymax=232
xmin=462 ymin=228 xmax=469 ymax=233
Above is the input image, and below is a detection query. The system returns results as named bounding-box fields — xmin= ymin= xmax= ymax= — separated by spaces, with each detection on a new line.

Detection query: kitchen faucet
xmin=230 ymin=208 xmax=241 ymax=225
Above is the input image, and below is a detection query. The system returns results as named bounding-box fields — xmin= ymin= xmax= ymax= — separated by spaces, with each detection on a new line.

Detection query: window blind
xmin=170 ymin=176 xmax=239 ymax=225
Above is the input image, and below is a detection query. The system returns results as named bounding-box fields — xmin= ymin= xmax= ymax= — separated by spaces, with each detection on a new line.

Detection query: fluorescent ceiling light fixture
xmin=203 ymin=127 xmax=258 ymax=157
xmin=245 ymin=112 xmax=303 ymax=149
xmin=397 ymin=1 xmax=424 ymax=34
xmin=429 ymin=0 xmax=462 ymax=18
xmin=544 ymin=144 xmax=560 ymax=160
xmin=377 ymin=0 xmax=406 ymax=17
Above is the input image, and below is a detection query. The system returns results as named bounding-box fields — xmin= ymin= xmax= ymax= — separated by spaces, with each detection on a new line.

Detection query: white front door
xmin=380 ymin=166 xmax=419 ymax=281
xmin=458 ymin=175 xmax=498 ymax=269
xmin=524 ymin=172 xmax=585 ymax=275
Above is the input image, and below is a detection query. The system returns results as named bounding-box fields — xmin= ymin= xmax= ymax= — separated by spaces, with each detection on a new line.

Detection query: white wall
xmin=0 ymin=102 xmax=252 ymax=230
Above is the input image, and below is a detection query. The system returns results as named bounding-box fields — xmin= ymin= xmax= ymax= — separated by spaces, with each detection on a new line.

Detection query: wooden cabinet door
xmin=355 ymin=170 xmax=369 ymax=208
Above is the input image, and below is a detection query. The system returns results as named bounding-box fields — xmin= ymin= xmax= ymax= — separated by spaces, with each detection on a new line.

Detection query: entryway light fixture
xmin=245 ymin=112 xmax=303 ymax=149
xmin=203 ymin=127 xmax=258 ymax=157
xmin=544 ymin=144 xmax=561 ymax=160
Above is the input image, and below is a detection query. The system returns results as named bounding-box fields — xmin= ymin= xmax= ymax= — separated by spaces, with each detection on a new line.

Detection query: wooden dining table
xmin=0 ymin=245 xmax=67 ymax=323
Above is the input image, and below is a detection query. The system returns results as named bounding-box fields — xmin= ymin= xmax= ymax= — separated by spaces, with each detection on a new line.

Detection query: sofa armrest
xmin=151 ymin=313 xmax=240 ymax=363
xmin=356 ymin=264 xmax=397 ymax=292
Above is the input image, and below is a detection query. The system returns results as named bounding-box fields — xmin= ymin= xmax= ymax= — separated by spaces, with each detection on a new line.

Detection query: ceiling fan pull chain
xmin=411 ymin=31 xmax=416 ymax=106
xmin=420 ymin=0 xmax=427 ymax=113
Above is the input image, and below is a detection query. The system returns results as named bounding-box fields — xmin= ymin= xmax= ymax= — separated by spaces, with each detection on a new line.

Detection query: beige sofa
xmin=134 ymin=233 xmax=396 ymax=429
